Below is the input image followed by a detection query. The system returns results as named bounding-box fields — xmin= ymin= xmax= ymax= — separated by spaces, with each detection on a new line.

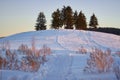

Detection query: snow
xmin=0 ymin=30 xmax=119 ymax=51
xmin=0 ymin=29 xmax=120 ymax=80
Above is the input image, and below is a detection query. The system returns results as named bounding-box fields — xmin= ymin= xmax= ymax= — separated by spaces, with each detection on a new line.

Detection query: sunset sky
xmin=0 ymin=0 xmax=120 ymax=37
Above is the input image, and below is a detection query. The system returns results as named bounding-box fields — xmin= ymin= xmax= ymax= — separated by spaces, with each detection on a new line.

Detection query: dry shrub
xmin=0 ymin=49 xmax=19 ymax=70
xmin=21 ymin=56 xmax=40 ymax=72
xmin=0 ymin=41 xmax=10 ymax=50
xmin=0 ymin=42 xmax=19 ymax=70
xmin=39 ymin=44 xmax=51 ymax=56
xmin=31 ymin=37 xmax=36 ymax=54
xmin=0 ymin=41 xmax=20 ymax=70
xmin=0 ymin=56 xmax=7 ymax=69
xmin=0 ymin=37 xmax=52 ymax=72
xmin=18 ymin=43 xmax=51 ymax=72
xmin=18 ymin=44 xmax=29 ymax=54
xmin=78 ymin=46 xmax=87 ymax=54
xmin=6 ymin=49 xmax=18 ymax=70
xmin=84 ymin=48 xmax=114 ymax=73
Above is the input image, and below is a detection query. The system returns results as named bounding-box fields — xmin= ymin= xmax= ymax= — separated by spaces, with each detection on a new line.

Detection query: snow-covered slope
xmin=0 ymin=29 xmax=120 ymax=80
xmin=0 ymin=29 xmax=120 ymax=52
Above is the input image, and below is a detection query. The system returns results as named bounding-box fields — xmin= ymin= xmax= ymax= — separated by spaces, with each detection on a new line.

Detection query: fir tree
xmin=73 ymin=10 xmax=78 ymax=28
xmin=63 ymin=6 xmax=74 ymax=29
xmin=35 ymin=12 xmax=46 ymax=31
xmin=61 ymin=6 xmax=66 ymax=28
xmin=89 ymin=14 xmax=98 ymax=28
xmin=75 ymin=11 xmax=87 ymax=30
xmin=51 ymin=9 xmax=62 ymax=29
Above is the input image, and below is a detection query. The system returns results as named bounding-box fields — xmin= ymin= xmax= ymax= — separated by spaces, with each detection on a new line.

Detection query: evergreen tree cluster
xmin=51 ymin=6 xmax=98 ymax=30
xmin=35 ymin=6 xmax=98 ymax=31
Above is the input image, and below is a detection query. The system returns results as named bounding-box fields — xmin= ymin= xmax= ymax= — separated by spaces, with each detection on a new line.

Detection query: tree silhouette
xmin=89 ymin=14 xmax=98 ymax=28
xmin=73 ymin=10 xmax=78 ymax=29
xmin=64 ymin=6 xmax=74 ymax=29
xmin=75 ymin=11 xmax=87 ymax=30
xmin=61 ymin=6 xmax=66 ymax=28
xmin=51 ymin=6 xmax=74 ymax=29
xmin=35 ymin=12 xmax=46 ymax=31
xmin=51 ymin=9 xmax=62 ymax=29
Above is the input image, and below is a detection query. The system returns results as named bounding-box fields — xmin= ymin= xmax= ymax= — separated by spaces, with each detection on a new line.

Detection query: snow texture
xmin=0 ymin=29 xmax=120 ymax=80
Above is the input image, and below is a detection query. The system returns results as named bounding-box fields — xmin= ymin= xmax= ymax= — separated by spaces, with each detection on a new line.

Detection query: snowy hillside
xmin=0 ymin=29 xmax=120 ymax=51
xmin=0 ymin=29 xmax=120 ymax=80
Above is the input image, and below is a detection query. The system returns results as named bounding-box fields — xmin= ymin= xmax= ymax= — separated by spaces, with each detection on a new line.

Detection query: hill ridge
xmin=0 ymin=29 xmax=120 ymax=52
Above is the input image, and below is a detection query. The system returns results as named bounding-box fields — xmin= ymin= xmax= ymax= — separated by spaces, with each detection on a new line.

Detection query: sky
xmin=0 ymin=0 xmax=120 ymax=37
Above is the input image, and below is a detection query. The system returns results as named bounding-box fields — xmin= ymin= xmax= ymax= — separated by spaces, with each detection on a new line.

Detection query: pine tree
xmin=75 ymin=11 xmax=87 ymax=30
xmin=73 ymin=10 xmax=78 ymax=28
xmin=89 ymin=14 xmax=98 ymax=28
xmin=63 ymin=6 xmax=74 ymax=29
xmin=35 ymin=12 xmax=46 ymax=31
xmin=61 ymin=6 xmax=66 ymax=28
xmin=51 ymin=9 xmax=62 ymax=29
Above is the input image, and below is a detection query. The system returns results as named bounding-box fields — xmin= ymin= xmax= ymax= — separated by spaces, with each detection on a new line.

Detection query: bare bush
xmin=18 ymin=43 xmax=51 ymax=72
xmin=0 ymin=56 xmax=3 ymax=68
xmin=84 ymin=48 xmax=114 ymax=73
xmin=40 ymin=44 xmax=51 ymax=56
xmin=31 ymin=37 xmax=36 ymax=54
xmin=0 ymin=49 xmax=19 ymax=70
xmin=0 ymin=41 xmax=10 ymax=50
xmin=0 ymin=37 xmax=52 ymax=72
xmin=78 ymin=46 xmax=87 ymax=54
xmin=6 ymin=50 xmax=18 ymax=70
xmin=18 ymin=44 xmax=29 ymax=54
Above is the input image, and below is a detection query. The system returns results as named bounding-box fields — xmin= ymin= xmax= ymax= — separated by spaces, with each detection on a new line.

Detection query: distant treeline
xmin=87 ymin=27 xmax=120 ymax=35
xmin=35 ymin=6 xmax=98 ymax=31
xmin=0 ymin=37 xmax=5 ymax=39
xmin=34 ymin=6 xmax=120 ymax=36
